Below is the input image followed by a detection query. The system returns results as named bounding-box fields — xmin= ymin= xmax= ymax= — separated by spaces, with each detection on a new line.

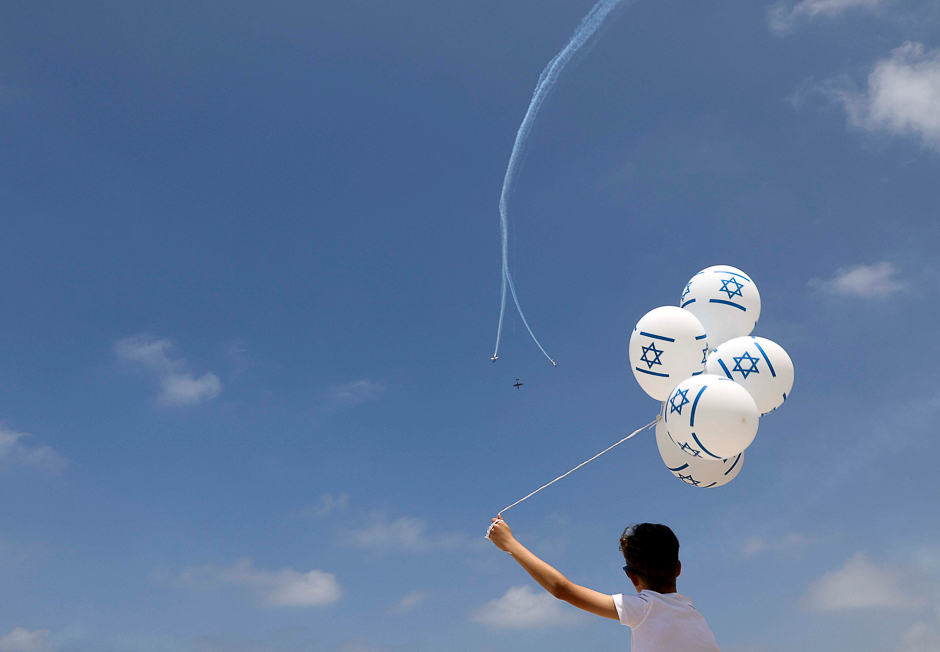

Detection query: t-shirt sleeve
xmin=612 ymin=593 xmax=651 ymax=628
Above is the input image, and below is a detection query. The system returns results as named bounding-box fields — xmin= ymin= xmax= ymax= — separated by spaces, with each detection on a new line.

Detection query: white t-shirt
xmin=612 ymin=590 xmax=719 ymax=652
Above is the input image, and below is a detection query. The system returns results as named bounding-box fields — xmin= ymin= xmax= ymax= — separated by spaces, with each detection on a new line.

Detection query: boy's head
xmin=619 ymin=523 xmax=680 ymax=592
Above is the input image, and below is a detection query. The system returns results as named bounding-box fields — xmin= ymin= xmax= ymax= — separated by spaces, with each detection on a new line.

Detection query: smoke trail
xmin=493 ymin=0 xmax=631 ymax=366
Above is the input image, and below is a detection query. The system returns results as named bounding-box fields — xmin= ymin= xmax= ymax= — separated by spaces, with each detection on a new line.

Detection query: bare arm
xmin=488 ymin=517 xmax=618 ymax=620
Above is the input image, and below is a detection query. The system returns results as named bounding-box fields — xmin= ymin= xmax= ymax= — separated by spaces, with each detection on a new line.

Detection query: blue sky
xmin=2 ymin=0 xmax=940 ymax=650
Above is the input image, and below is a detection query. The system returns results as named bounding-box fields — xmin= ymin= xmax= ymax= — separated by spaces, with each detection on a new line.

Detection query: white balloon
xmin=664 ymin=374 xmax=759 ymax=459
xmin=629 ymin=306 xmax=708 ymax=401
xmin=706 ymin=336 xmax=794 ymax=415
xmin=656 ymin=412 xmax=744 ymax=488
xmin=680 ymin=265 xmax=761 ymax=348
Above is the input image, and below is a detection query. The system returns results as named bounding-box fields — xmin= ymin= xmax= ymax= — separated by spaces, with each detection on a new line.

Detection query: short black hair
xmin=619 ymin=523 xmax=680 ymax=587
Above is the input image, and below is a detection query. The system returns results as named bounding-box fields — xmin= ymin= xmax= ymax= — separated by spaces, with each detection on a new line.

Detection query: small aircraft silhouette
xmin=513 ymin=379 xmax=523 ymax=389
xmin=491 ymin=355 xmax=499 ymax=363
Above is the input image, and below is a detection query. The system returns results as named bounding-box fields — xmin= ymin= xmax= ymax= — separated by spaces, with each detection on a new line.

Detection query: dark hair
xmin=619 ymin=523 xmax=680 ymax=588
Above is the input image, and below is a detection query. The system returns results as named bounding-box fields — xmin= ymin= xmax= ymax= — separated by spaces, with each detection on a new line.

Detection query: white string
xmin=486 ymin=419 xmax=658 ymax=538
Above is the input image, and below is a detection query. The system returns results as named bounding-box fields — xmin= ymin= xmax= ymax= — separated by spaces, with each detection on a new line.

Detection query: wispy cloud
xmin=340 ymin=513 xmax=465 ymax=554
xmin=900 ymin=621 xmax=940 ymax=652
xmin=721 ymin=645 xmax=774 ymax=652
xmin=0 ymin=627 xmax=51 ymax=652
xmin=334 ymin=641 xmax=390 ymax=652
xmin=190 ymin=630 xmax=317 ymax=652
xmin=803 ymin=552 xmax=925 ymax=611
xmin=325 ymin=380 xmax=385 ymax=407
xmin=809 ymin=262 xmax=906 ymax=298
xmin=115 ymin=334 xmax=222 ymax=406
xmin=156 ymin=558 xmax=342 ymax=607
xmin=387 ymin=590 xmax=428 ymax=613
xmin=768 ymin=0 xmax=884 ymax=34
xmin=804 ymin=547 xmax=940 ymax=650
xmin=826 ymin=42 xmax=940 ymax=151
xmin=298 ymin=494 xmax=350 ymax=519
xmin=471 ymin=585 xmax=585 ymax=629
xmin=0 ymin=426 xmax=67 ymax=475
xmin=742 ymin=532 xmax=811 ymax=557
xmin=0 ymin=537 xmax=30 ymax=572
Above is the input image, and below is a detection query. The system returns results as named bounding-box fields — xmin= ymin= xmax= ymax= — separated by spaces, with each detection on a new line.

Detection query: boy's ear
xmin=626 ymin=568 xmax=641 ymax=590
xmin=676 ymin=560 xmax=682 ymax=578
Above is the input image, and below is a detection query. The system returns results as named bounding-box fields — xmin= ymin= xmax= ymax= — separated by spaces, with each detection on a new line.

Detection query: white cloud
xmin=387 ymin=590 xmax=428 ymax=613
xmin=471 ymin=585 xmax=584 ymax=629
xmin=326 ymin=380 xmax=385 ymax=407
xmin=742 ymin=532 xmax=810 ymax=557
xmin=306 ymin=493 xmax=349 ymax=518
xmin=115 ymin=334 xmax=222 ymax=406
xmin=830 ymin=42 xmax=940 ymax=150
xmin=768 ymin=0 xmax=883 ymax=34
xmin=340 ymin=514 xmax=464 ymax=554
xmin=0 ymin=427 xmax=67 ymax=474
xmin=810 ymin=262 xmax=906 ymax=298
xmin=0 ymin=628 xmax=51 ymax=652
xmin=162 ymin=558 xmax=342 ymax=607
xmin=900 ymin=622 xmax=940 ymax=652
xmin=334 ymin=641 xmax=389 ymax=652
xmin=159 ymin=373 xmax=222 ymax=406
xmin=0 ymin=536 xmax=30 ymax=571
xmin=803 ymin=552 xmax=925 ymax=611
xmin=190 ymin=631 xmax=317 ymax=652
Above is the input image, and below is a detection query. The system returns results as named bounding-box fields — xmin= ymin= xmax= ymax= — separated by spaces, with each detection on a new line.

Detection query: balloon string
xmin=486 ymin=419 xmax=657 ymax=537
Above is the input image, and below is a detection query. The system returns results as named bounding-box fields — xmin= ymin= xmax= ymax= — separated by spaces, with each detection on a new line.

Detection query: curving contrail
xmin=493 ymin=0 xmax=631 ymax=366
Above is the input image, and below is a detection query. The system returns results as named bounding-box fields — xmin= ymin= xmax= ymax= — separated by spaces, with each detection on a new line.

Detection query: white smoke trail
xmin=493 ymin=0 xmax=631 ymax=366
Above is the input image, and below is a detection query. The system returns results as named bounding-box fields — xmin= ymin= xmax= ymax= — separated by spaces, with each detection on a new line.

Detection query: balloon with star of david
xmin=628 ymin=306 xmax=708 ymax=401
xmin=706 ymin=336 xmax=795 ymax=415
xmin=664 ymin=374 xmax=760 ymax=459
xmin=655 ymin=408 xmax=744 ymax=488
xmin=680 ymin=265 xmax=761 ymax=348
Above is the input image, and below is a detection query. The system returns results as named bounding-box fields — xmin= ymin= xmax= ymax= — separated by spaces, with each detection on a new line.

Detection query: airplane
xmin=513 ymin=379 xmax=523 ymax=389
xmin=491 ymin=355 xmax=499 ymax=363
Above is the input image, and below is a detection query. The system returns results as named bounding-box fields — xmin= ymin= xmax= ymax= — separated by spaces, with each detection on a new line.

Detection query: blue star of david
xmin=719 ymin=277 xmax=744 ymax=299
xmin=732 ymin=351 xmax=761 ymax=379
xmin=702 ymin=346 xmax=709 ymax=364
xmin=677 ymin=472 xmax=701 ymax=486
xmin=681 ymin=282 xmax=692 ymax=301
xmin=670 ymin=388 xmax=690 ymax=415
xmin=640 ymin=341 xmax=664 ymax=369
xmin=678 ymin=441 xmax=702 ymax=458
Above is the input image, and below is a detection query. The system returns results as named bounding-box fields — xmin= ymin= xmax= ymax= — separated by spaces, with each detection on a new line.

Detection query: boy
xmin=487 ymin=517 xmax=719 ymax=651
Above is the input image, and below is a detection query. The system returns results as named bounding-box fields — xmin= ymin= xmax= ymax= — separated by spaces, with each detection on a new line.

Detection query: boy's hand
xmin=487 ymin=515 xmax=516 ymax=552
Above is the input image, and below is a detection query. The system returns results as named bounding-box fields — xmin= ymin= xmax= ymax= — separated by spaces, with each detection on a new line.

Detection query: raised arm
xmin=487 ymin=517 xmax=618 ymax=620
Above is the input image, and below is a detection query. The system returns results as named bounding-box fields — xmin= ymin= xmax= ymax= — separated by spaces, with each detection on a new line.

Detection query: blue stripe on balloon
xmin=667 ymin=463 xmax=689 ymax=472
xmin=636 ymin=367 xmax=669 ymax=377
xmin=702 ymin=482 xmax=717 ymax=488
xmin=724 ymin=453 xmax=742 ymax=475
xmin=691 ymin=370 xmax=704 ymax=376
xmin=695 ymin=334 xmax=707 ymax=340
xmin=689 ymin=385 xmax=707 ymax=427
xmin=709 ymin=299 xmax=746 ymax=311
xmin=640 ymin=331 xmax=676 ymax=342
xmin=691 ymin=432 xmax=722 ymax=459
xmin=714 ymin=271 xmax=751 ymax=282
xmin=752 ymin=339 xmax=777 ymax=377
xmin=717 ymin=359 xmax=733 ymax=379
xmin=681 ymin=299 xmax=696 ymax=308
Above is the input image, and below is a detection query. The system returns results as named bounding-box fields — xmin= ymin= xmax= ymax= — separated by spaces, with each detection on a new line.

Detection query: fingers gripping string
xmin=485 ymin=419 xmax=657 ymax=539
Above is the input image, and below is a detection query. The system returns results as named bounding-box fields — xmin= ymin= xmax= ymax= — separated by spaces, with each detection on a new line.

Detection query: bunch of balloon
xmin=629 ymin=265 xmax=794 ymax=488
